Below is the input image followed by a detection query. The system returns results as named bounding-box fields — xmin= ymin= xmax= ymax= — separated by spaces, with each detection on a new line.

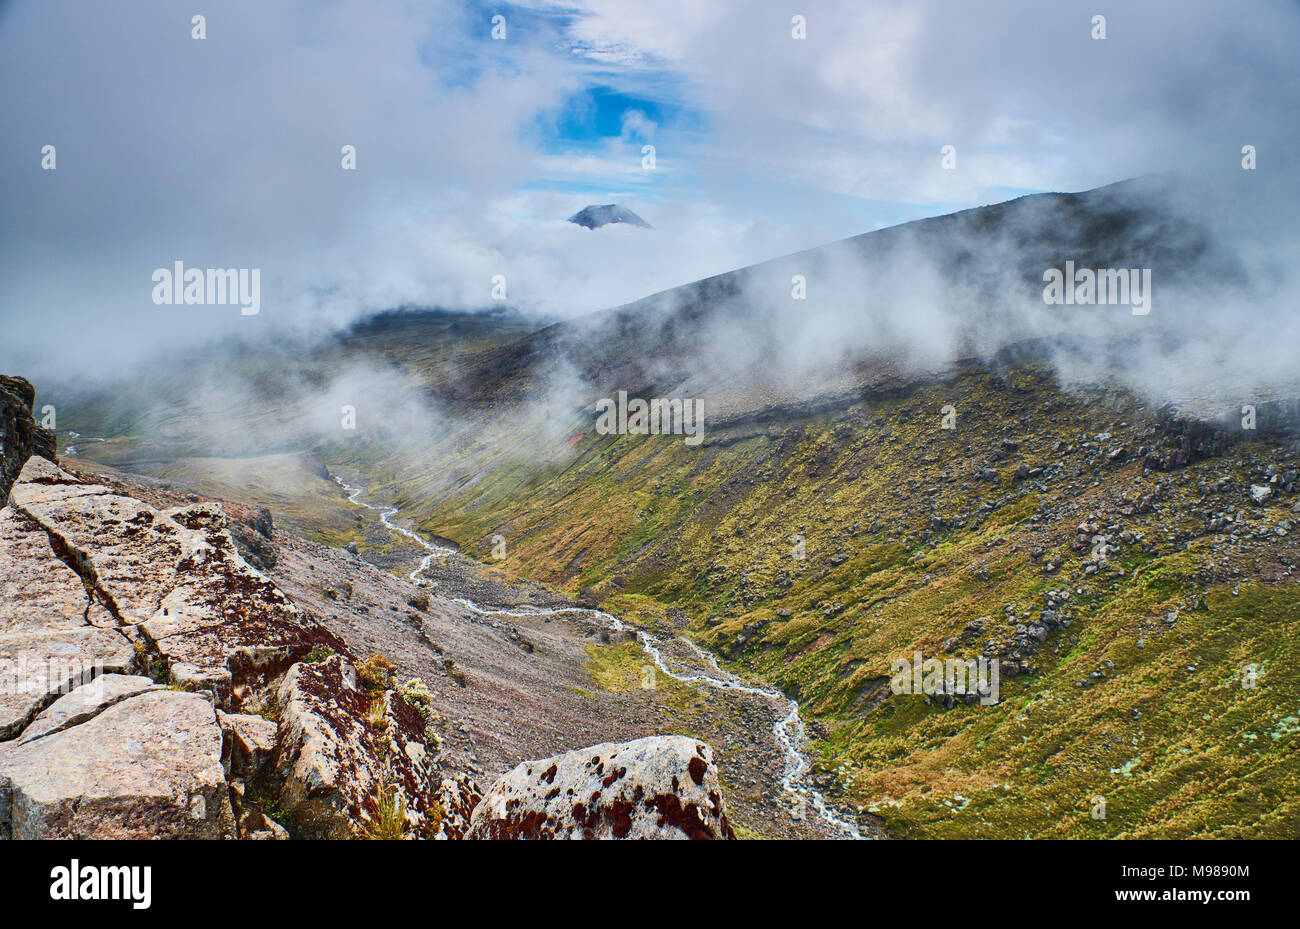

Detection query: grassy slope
xmin=416 ymin=362 xmax=1300 ymax=838
xmin=40 ymin=302 xmax=1298 ymax=837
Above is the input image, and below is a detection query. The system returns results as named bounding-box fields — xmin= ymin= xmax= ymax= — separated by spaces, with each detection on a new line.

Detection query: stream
xmin=335 ymin=475 xmax=864 ymax=839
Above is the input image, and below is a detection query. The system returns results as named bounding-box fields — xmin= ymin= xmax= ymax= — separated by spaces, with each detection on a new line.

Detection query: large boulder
xmin=467 ymin=736 xmax=736 ymax=840
xmin=274 ymin=655 xmax=441 ymax=838
xmin=0 ymin=689 xmax=234 ymax=839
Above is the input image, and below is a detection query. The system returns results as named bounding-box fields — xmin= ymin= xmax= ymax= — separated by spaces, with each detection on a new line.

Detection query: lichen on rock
xmin=467 ymin=736 xmax=735 ymax=840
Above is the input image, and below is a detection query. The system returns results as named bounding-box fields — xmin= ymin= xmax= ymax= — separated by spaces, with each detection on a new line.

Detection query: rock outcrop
xmin=9 ymin=458 xmax=342 ymax=705
xmin=274 ymin=655 xmax=441 ymax=838
xmin=0 ymin=375 xmax=55 ymax=508
xmin=466 ymin=736 xmax=735 ymax=840
xmin=0 ymin=454 xmax=445 ymax=840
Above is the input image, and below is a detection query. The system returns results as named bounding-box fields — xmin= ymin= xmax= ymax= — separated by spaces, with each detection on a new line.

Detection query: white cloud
xmin=1 ymin=0 xmax=1298 ymax=382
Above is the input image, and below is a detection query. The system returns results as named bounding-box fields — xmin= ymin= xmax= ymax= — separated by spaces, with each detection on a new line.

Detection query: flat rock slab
xmin=0 ymin=505 xmax=113 ymax=634
xmin=467 ymin=735 xmax=736 ymax=840
xmin=17 ymin=674 xmax=159 ymax=745
xmin=0 ymin=627 xmax=136 ymax=740
xmin=0 ymin=690 xmax=234 ymax=839
xmin=10 ymin=462 xmax=203 ymax=626
xmin=8 ymin=456 xmax=111 ymax=506
xmin=9 ymin=459 xmax=343 ymax=705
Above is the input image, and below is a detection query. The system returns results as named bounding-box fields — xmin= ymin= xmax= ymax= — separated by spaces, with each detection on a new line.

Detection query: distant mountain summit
xmin=568 ymin=204 xmax=652 ymax=230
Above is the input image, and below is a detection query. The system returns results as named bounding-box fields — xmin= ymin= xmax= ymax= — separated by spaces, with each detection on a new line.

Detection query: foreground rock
xmin=16 ymin=674 xmax=159 ymax=745
xmin=467 ymin=736 xmax=735 ymax=840
xmin=0 ymin=435 xmax=445 ymax=840
xmin=0 ymin=690 xmax=233 ymax=839
xmin=8 ymin=459 xmax=342 ymax=702
xmin=1 ymin=376 xmax=744 ymax=841
xmin=274 ymin=655 xmax=441 ymax=838
xmin=0 ymin=627 xmax=137 ymax=740
xmin=0 ymin=505 xmax=117 ymax=634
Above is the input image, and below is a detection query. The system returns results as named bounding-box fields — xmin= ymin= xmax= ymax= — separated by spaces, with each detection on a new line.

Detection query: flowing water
xmin=336 ymin=475 xmax=864 ymax=839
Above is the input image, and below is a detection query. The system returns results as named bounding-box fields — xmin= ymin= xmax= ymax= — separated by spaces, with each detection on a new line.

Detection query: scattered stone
xmin=217 ymin=710 xmax=279 ymax=778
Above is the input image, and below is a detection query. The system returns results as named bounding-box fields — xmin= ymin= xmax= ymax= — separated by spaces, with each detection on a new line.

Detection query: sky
xmin=2 ymin=0 xmax=1299 ymax=378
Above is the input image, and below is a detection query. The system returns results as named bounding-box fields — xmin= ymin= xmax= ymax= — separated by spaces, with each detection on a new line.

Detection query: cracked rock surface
xmin=0 ymin=627 xmax=136 ymax=740
xmin=17 ymin=674 xmax=160 ymax=745
xmin=0 ymin=453 xmax=443 ymax=839
xmin=1 ymin=690 xmax=234 ymax=840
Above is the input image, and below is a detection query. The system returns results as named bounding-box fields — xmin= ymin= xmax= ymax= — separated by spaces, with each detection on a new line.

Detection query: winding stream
xmin=336 ymin=475 xmax=864 ymax=839
xmin=61 ymin=432 xmax=107 ymax=457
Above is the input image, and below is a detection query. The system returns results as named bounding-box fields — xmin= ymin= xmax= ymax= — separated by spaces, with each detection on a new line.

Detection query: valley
xmin=28 ymin=181 xmax=1300 ymax=840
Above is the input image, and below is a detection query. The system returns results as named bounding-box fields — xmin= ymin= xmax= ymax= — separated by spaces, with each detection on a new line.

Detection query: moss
xmin=582 ymin=641 xmax=705 ymax=717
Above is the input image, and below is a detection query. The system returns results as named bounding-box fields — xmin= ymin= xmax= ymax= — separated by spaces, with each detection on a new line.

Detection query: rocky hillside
xmin=22 ymin=179 xmax=1300 ymax=840
xmin=422 ymin=363 xmax=1300 ymax=837
xmin=0 ymin=388 xmax=740 ymax=840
